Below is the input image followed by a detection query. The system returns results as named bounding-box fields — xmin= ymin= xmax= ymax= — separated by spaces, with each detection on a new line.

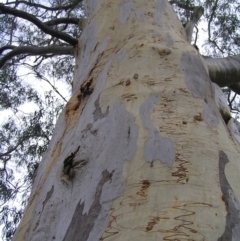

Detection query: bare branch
xmin=227 ymin=90 xmax=238 ymax=112
xmin=23 ymin=63 xmax=68 ymax=102
xmin=228 ymin=83 xmax=240 ymax=95
xmin=207 ymin=0 xmax=221 ymax=52
xmin=207 ymin=0 xmax=218 ymax=39
xmin=229 ymin=91 xmax=237 ymax=106
xmin=204 ymin=55 xmax=240 ymax=87
xmin=0 ymin=45 xmax=16 ymax=55
xmin=38 ymin=76 xmax=68 ymax=102
xmin=0 ymin=45 xmax=74 ymax=68
xmin=0 ymin=134 xmax=49 ymax=158
xmin=169 ymin=0 xmax=195 ymax=11
xmin=227 ymin=90 xmax=232 ymax=106
xmin=170 ymin=1 xmax=204 ymax=43
xmin=194 ymin=25 xmax=199 ymax=45
xmin=0 ymin=142 xmax=20 ymax=158
xmin=185 ymin=6 xmax=204 ymax=42
xmin=4 ymin=0 xmax=81 ymax=11
xmin=44 ymin=17 xmax=79 ymax=26
xmin=9 ymin=16 xmax=16 ymax=44
xmin=209 ymin=39 xmax=224 ymax=55
xmin=0 ymin=4 xmax=78 ymax=46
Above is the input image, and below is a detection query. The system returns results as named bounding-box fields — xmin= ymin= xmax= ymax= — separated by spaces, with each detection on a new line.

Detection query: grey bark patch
xmin=133 ymin=6 xmax=145 ymax=21
xmin=80 ymin=100 xmax=138 ymax=212
xmin=93 ymin=96 xmax=109 ymax=121
xmin=117 ymin=47 xmax=127 ymax=61
xmin=84 ymin=0 xmax=97 ymax=18
xmin=202 ymin=100 xmax=219 ymax=128
xmin=140 ymin=94 xmax=175 ymax=167
xmin=141 ymin=94 xmax=160 ymax=128
xmin=154 ymin=0 xmax=166 ymax=26
xmin=63 ymin=170 xmax=113 ymax=241
xmin=144 ymin=129 xmax=176 ymax=167
xmin=218 ymin=151 xmax=240 ymax=241
xmin=232 ymin=224 xmax=240 ymax=241
xmin=26 ymin=100 xmax=138 ymax=241
xmin=42 ymin=186 xmax=54 ymax=207
xmin=181 ymin=52 xmax=219 ymax=128
xmin=181 ymin=52 xmax=210 ymax=99
xmin=84 ymin=101 xmax=138 ymax=240
xmin=166 ymin=33 xmax=174 ymax=46
xmin=119 ymin=0 xmax=133 ymax=24
xmin=119 ymin=0 xmax=145 ymax=24
xmin=149 ymin=29 xmax=161 ymax=38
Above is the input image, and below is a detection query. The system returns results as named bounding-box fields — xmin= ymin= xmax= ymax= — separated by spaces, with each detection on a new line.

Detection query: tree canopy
xmin=0 ymin=0 xmax=240 ymax=240
xmin=0 ymin=0 xmax=83 ymax=239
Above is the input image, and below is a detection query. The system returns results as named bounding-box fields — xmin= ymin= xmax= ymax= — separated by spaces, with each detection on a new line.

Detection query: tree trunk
xmin=13 ymin=0 xmax=240 ymax=240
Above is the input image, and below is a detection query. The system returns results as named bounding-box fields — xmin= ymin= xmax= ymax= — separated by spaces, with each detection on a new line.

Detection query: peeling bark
xmin=63 ymin=170 xmax=113 ymax=241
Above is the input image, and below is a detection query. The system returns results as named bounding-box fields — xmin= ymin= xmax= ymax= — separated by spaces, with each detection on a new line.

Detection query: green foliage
xmin=203 ymin=0 xmax=240 ymax=56
xmin=0 ymin=65 xmax=39 ymax=109
xmin=172 ymin=0 xmax=196 ymax=24
xmin=0 ymin=0 xmax=83 ymax=240
xmin=0 ymin=87 xmax=64 ymax=240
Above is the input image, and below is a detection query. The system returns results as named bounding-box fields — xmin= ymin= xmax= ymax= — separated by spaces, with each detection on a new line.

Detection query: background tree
xmin=1 ymin=0 xmax=240 ymax=240
xmin=0 ymin=0 xmax=84 ymax=239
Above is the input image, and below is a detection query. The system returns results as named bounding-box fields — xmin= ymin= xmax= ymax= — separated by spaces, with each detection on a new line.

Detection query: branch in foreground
xmin=44 ymin=17 xmax=80 ymax=26
xmin=207 ymin=0 xmax=219 ymax=44
xmin=170 ymin=1 xmax=204 ymax=43
xmin=169 ymin=0 xmax=195 ymax=10
xmin=185 ymin=6 xmax=204 ymax=43
xmin=0 ymin=133 xmax=49 ymax=158
xmin=0 ymin=4 xmax=78 ymax=46
xmin=204 ymin=55 xmax=240 ymax=88
xmin=229 ymin=83 xmax=240 ymax=95
xmin=0 ymin=45 xmax=74 ymax=68
xmin=0 ymin=45 xmax=16 ymax=55
xmin=4 ymin=0 xmax=81 ymax=11
xmin=23 ymin=64 xmax=68 ymax=102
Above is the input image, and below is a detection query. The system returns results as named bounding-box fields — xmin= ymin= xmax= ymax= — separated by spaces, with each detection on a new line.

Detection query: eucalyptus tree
xmin=1 ymin=0 xmax=240 ymax=240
